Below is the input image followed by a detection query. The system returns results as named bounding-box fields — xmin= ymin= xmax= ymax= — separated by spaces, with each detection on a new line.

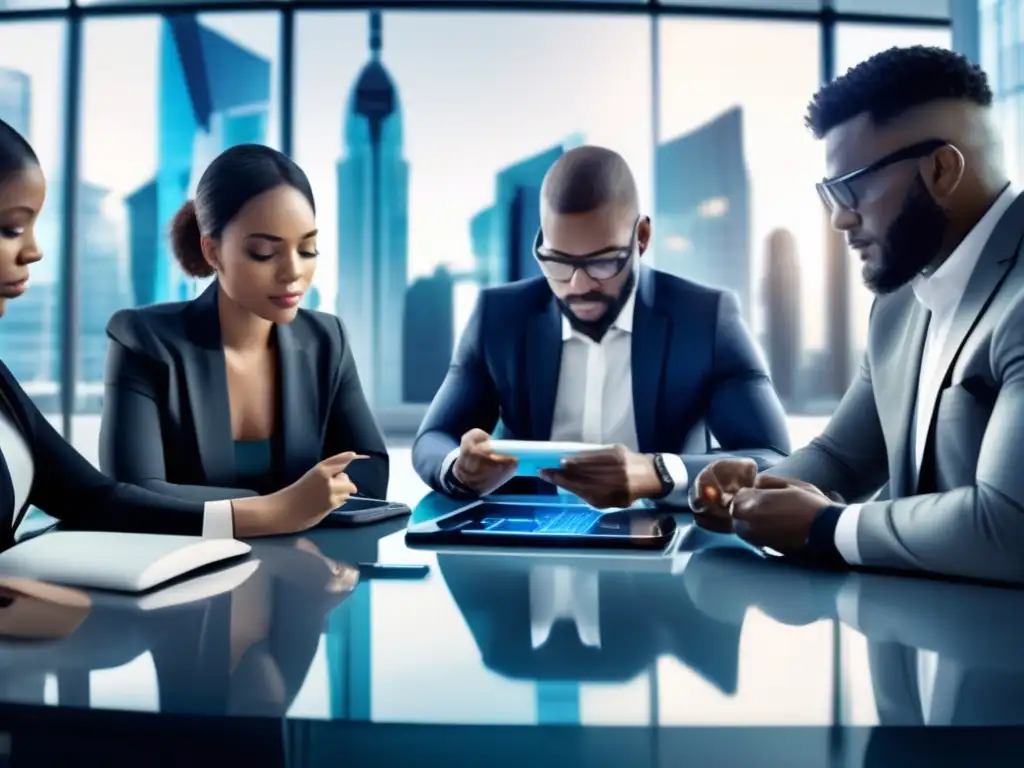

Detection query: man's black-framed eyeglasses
xmin=533 ymin=215 xmax=641 ymax=283
xmin=817 ymin=138 xmax=949 ymax=212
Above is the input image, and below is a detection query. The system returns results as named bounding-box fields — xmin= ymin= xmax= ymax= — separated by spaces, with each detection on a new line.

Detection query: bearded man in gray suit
xmin=690 ymin=46 xmax=1024 ymax=584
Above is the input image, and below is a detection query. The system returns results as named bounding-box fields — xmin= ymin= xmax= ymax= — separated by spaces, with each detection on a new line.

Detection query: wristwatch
xmin=443 ymin=460 xmax=478 ymax=498
xmin=649 ymin=454 xmax=674 ymax=500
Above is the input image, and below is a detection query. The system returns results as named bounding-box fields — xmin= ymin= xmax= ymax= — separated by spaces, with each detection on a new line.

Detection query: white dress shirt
xmin=833 ymin=184 xmax=1018 ymax=564
xmin=441 ymin=283 xmax=690 ymax=504
xmin=0 ymin=409 xmax=234 ymax=538
xmin=530 ymin=565 xmax=601 ymax=650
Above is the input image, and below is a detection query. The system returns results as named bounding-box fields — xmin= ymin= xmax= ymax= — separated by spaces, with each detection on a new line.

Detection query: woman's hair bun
xmin=169 ymin=200 xmax=215 ymax=278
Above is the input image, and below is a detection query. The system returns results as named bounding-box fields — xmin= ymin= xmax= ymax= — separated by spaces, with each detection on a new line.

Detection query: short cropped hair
xmin=541 ymin=145 xmax=639 ymax=215
xmin=805 ymin=45 xmax=993 ymax=139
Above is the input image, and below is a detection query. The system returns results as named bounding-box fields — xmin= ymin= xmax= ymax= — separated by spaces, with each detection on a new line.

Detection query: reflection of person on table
xmin=437 ymin=553 xmax=742 ymax=694
xmin=690 ymin=47 xmax=1024 ymax=584
xmin=682 ymin=548 xmax=1024 ymax=728
xmin=148 ymin=537 xmax=357 ymax=717
xmin=413 ymin=145 xmax=789 ymax=509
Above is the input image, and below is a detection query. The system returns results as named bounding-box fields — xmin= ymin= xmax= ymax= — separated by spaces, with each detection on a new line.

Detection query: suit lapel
xmin=183 ymin=282 xmax=236 ymax=485
xmin=914 ymin=195 xmax=1024 ymax=470
xmin=276 ymin=322 xmax=320 ymax=485
xmin=890 ymin=301 xmax=930 ymax=498
xmin=527 ymin=298 xmax=563 ymax=440
xmin=631 ymin=268 xmax=668 ymax=452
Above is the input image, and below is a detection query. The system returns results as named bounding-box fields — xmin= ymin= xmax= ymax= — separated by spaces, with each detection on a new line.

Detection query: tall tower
xmin=336 ymin=12 xmax=409 ymax=410
xmin=763 ymin=228 xmax=801 ymax=405
xmin=824 ymin=208 xmax=851 ymax=397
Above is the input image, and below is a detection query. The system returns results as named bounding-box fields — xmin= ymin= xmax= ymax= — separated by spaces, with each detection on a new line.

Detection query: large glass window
xmin=73 ymin=12 xmax=281 ymax=460
xmin=292 ymin=10 xmax=653 ymax=427
xmin=657 ymin=18 xmax=820 ymax=410
xmin=0 ymin=20 xmax=67 ymax=428
xmin=834 ymin=0 xmax=949 ymax=19
xmin=0 ymin=1 xmax=67 ymax=9
xmin=834 ymin=23 xmax=954 ymax=360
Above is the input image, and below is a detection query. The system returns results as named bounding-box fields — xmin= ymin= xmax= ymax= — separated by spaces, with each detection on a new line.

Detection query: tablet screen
xmin=439 ymin=503 xmax=670 ymax=541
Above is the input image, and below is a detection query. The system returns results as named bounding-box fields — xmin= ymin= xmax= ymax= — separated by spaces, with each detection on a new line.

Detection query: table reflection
xmin=0 ymin=538 xmax=355 ymax=720
xmin=679 ymin=546 xmax=1024 ymax=765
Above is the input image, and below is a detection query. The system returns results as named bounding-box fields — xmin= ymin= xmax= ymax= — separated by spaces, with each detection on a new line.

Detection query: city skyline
xmin=0 ymin=11 xmax=953 ymax=405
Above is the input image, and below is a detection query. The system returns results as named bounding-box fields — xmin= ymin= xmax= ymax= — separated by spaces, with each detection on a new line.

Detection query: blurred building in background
xmin=403 ymin=266 xmax=454 ymax=403
xmin=336 ymin=11 xmax=409 ymax=412
xmin=978 ymin=0 xmax=1024 ymax=186
xmin=471 ymin=137 xmax=581 ymax=287
xmin=126 ymin=16 xmax=271 ymax=308
xmin=655 ymin=107 xmax=752 ymax=321
xmin=763 ymin=228 xmax=801 ymax=406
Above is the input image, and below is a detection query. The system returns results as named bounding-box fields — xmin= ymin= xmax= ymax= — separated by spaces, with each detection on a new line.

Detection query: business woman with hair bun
xmin=0 ymin=119 xmax=357 ymax=547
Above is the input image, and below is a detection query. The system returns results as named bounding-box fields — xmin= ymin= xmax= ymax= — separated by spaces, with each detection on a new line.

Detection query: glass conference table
xmin=0 ymin=482 xmax=1022 ymax=767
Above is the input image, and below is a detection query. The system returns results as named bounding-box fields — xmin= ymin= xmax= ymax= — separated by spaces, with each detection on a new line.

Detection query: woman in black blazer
xmin=99 ymin=143 xmax=389 ymax=506
xmin=0 ymin=120 xmax=358 ymax=548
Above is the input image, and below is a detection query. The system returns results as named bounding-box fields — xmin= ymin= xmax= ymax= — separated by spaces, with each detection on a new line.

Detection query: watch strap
xmin=650 ymin=454 xmax=674 ymax=500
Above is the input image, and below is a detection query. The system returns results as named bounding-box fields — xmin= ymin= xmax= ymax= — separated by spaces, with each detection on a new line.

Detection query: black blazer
xmin=99 ymin=281 xmax=389 ymax=503
xmin=0 ymin=358 xmax=206 ymax=552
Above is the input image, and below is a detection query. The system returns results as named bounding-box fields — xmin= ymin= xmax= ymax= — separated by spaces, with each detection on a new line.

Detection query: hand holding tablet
xmin=488 ymin=439 xmax=612 ymax=477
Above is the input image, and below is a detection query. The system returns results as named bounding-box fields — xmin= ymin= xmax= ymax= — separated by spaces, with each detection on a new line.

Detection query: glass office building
xmin=0 ymin=0 xmax=958 ymax=455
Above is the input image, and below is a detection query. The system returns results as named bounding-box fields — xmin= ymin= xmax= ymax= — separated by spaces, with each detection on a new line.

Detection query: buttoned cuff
xmin=656 ymin=453 xmax=690 ymax=507
xmin=202 ymin=500 xmax=235 ymax=538
xmin=833 ymin=503 xmax=863 ymax=565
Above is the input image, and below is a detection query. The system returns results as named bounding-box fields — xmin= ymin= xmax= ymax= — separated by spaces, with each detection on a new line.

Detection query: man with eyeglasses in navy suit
xmin=412 ymin=145 xmax=791 ymax=509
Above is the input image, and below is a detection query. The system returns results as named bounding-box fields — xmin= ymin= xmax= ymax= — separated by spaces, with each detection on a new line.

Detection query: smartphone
xmin=357 ymin=563 xmax=430 ymax=580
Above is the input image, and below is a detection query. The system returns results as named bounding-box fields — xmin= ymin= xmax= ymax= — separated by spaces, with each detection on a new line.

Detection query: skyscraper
xmin=655 ymin=107 xmax=753 ymax=319
xmin=336 ymin=11 xmax=409 ymax=411
xmin=824 ymin=208 xmax=851 ymax=398
xmin=470 ymin=140 xmax=576 ymax=286
xmin=403 ymin=266 xmax=454 ymax=403
xmin=76 ymin=181 xmax=129 ymax=400
xmin=126 ymin=16 xmax=271 ymax=307
xmin=763 ymin=228 xmax=801 ymax=405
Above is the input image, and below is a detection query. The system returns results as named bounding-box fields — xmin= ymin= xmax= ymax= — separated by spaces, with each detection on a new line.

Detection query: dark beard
xmin=556 ymin=268 xmax=637 ymax=343
xmin=864 ymin=174 xmax=950 ymax=295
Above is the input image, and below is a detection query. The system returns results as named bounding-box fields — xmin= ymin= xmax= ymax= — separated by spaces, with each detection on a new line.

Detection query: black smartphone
xmin=324 ymin=497 xmax=411 ymax=527
xmin=357 ymin=563 xmax=430 ymax=580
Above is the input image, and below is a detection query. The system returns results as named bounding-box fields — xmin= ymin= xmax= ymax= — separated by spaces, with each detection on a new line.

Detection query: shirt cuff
xmin=202 ymin=500 xmax=235 ymax=538
xmin=656 ymin=453 xmax=690 ymax=507
xmin=834 ymin=503 xmax=863 ymax=565
xmin=439 ymin=447 xmax=462 ymax=494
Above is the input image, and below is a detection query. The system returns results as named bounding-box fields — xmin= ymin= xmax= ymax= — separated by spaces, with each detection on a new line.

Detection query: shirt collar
xmin=912 ymin=184 xmax=1018 ymax=315
xmin=560 ymin=279 xmax=638 ymax=341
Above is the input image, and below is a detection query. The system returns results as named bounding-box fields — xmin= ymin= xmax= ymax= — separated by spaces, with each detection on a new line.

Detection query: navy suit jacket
xmin=413 ymin=266 xmax=791 ymax=494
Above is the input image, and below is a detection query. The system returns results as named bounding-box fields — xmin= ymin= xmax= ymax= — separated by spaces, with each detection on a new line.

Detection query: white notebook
xmin=0 ymin=532 xmax=252 ymax=593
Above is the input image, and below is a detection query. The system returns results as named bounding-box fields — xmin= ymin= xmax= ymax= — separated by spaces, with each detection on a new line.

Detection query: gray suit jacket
xmin=768 ymin=191 xmax=1024 ymax=582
